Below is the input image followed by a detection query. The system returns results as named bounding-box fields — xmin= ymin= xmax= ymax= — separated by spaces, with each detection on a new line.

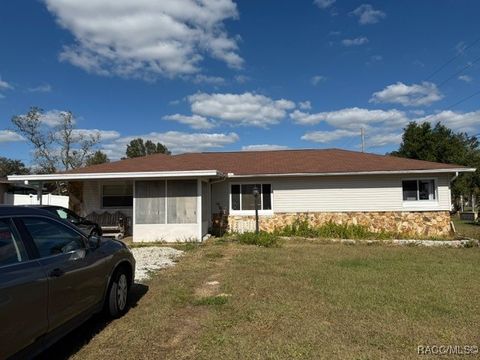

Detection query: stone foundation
xmin=227 ymin=211 xmax=452 ymax=237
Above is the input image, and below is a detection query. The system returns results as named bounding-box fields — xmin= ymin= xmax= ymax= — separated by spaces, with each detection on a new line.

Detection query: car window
xmin=22 ymin=217 xmax=85 ymax=258
xmin=55 ymin=209 xmax=69 ymax=220
xmin=0 ymin=219 xmax=27 ymax=267
xmin=55 ymin=208 xmax=79 ymax=222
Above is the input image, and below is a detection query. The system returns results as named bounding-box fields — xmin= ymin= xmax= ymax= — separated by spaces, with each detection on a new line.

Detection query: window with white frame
xmin=402 ymin=179 xmax=436 ymax=201
xmin=231 ymin=184 xmax=272 ymax=212
xmin=102 ymin=183 xmax=133 ymax=208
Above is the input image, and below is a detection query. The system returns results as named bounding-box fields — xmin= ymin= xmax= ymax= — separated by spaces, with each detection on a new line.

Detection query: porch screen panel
xmin=167 ymin=180 xmax=197 ymax=224
xmin=202 ymin=182 xmax=208 ymax=221
xmin=135 ymin=180 xmax=165 ymax=224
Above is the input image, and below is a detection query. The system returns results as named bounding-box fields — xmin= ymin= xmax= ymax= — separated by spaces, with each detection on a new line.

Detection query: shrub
xmin=234 ymin=231 xmax=280 ymax=248
xmin=274 ymin=218 xmax=394 ymax=240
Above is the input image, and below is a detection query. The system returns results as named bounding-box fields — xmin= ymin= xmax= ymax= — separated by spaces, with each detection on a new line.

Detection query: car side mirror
xmin=70 ymin=248 xmax=86 ymax=261
xmin=88 ymin=234 xmax=102 ymax=249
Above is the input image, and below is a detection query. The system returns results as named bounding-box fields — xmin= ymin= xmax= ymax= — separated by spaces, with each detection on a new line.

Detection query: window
xmin=167 ymin=180 xmax=197 ymax=224
xmin=0 ymin=219 xmax=27 ymax=267
xmin=402 ymin=179 xmax=436 ymax=201
xmin=102 ymin=183 xmax=133 ymax=208
xmin=230 ymin=183 xmax=272 ymax=212
xmin=53 ymin=208 xmax=80 ymax=223
xmin=22 ymin=217 xmax=85 ymax=258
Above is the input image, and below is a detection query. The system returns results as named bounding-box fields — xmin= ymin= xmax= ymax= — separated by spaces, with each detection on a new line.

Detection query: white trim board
xmin=8 ymin=170 xmax=223 ymax=182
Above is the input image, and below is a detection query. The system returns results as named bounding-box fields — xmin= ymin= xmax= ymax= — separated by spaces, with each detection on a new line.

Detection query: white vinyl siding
xmin=211 ymin=173 xmax=452 ymax=214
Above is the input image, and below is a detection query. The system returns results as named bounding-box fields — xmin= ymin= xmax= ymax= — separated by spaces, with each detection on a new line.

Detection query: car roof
xmin=0 ymin=205 xmax=59 ymax=218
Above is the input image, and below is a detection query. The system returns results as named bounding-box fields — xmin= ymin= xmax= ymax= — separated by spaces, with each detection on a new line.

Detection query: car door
xmin=19 ymin=216 xmax=108 ymax=331
xmin=0 ymin=218 xmax=48 ymax=359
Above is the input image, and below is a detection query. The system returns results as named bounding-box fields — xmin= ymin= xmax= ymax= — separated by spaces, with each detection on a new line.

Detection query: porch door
xmin=201 ymin=181 xmax=209 ymax=236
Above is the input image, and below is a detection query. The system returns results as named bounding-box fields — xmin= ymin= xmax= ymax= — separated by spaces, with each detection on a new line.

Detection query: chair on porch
xmin=85 ymin=211 xmax=128 ymax=240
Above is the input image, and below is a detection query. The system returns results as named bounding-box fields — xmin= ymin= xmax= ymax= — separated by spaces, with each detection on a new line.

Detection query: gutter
xmin=227 ymin=168 xmax=476 ymax=178
xmin=8 ymin=170 xmax=224 ymax=182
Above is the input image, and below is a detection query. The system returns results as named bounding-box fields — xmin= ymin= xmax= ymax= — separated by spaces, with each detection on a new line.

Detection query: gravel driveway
xmin=131 ymin=247 xmax=184 ymax=282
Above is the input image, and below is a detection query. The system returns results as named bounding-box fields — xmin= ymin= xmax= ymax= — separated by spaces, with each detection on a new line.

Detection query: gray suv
xmin=0 ymin=206 xmax=135 ymax=359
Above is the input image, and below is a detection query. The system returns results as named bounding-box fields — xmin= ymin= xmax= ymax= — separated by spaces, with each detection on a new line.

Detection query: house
xmin=8 ymin=149 xmax=475 ymax=242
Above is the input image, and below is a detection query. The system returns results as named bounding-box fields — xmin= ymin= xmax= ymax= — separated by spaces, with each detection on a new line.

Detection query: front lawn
xmin=453 ymin=218 xmax=480 ymax=240
xmin=61 ymin=240 xmax=479 ymax=359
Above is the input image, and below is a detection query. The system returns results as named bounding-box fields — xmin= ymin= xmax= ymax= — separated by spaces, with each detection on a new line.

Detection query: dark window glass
xmin=419 ymin=180 xmax=436 ymax=200
xmin=231 ymin=184 xmax=240 ymax=210
xmin=22 ymin=218 xmax=85 ymax=258
xmin=102 ymin=184 xmax=133 ymax=208
xmin=0 ymin=219 xmax=27 ymax=266
xmin=241 ymin=184 xmax=256 ymax=210
xmin=262 ymin=184 xmax=272 ymax=210
xmin=402 ymin=180 xmax=418 ymax=201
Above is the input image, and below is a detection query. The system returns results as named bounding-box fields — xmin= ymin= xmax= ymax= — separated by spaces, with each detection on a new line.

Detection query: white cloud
xmin=416 ymin=110 xmax=480 ymax=133
xmin=188 ymin=92 xmax=295 ymax=127
xmin=72 ymin=129 xmax=121 ymax=141
xmin=241 ymin=144 xmax=289 ymax=151
xmin=0 ymin=130 xmax=24 ymax=143
xmin=298 ymin=101 xmax=312 ymax=110
xmin=366 ymin=133 xmax=402 ymax=147
xmin=301 ymin=129 xmax=358 ymax=143
xmin=192 ymin=74 xmax=225 ymax=85
xmin=102 ymin=131 xmax=239 ymax=158
xmin=313 ymin=0 xmax=336 ymax=9
xmin=234 ymin=74 xmax=250 ymax=83
xmin=370 ymin=82 xmax=443 ymax=107
xmin=458 ymin=75 xmax=473 ymax=83
xmin=27 ymin=84 xmax=53 ymax=93
xmin=45 ymin=0 xmax=243 ymax=79
xmin=342 ymin=37 xmax=369 ymax=46
xmin=163 ymin=114 xmax=215 ymax=129
xmin=39 ymin=110 xmax=73 ymax=127
xmin=290 ymin=107 xmax=408 ymax=130
xmin=0 ymin=77 xmax=13 ymax=90
xmin=351 ymin=4 xmax=386 ymax=25
xmin=311 ymin=75 xmax=326 ymax=86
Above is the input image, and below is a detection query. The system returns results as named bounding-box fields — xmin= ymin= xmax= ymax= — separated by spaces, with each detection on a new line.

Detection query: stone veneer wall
xmin=227 ymin=211 xmax=452 ymax=237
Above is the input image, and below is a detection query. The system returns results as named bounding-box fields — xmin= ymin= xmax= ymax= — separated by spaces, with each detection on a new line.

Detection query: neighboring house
xmin=8 ymin=149 xmax=475 ymax=242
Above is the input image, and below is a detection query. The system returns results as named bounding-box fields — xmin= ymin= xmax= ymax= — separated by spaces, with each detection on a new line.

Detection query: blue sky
xmin=1 ymin=0 xmax=480 ymax=164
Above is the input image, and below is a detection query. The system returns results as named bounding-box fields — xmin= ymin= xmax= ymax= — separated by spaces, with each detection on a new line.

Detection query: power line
xmin=437 ymin=54 xmax=480 ymax=88
xmin=446 ymin=88 xmax=480 ymax=109
xmin=425 ymin=36 xmax=480 ymax=81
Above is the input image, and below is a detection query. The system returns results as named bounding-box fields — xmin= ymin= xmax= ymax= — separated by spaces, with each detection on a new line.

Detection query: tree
xmin=11 ymin=107 xmax=101 ymax=172
xmin=0 ymin=157 xmax=30 ymax=178
xmin=125 ymin=138 xmax=171 ymax=158
xmin=86 ymin=151 xmax=110 ymax=166
xmin=391 ymin=122 xmax=480 ymax=209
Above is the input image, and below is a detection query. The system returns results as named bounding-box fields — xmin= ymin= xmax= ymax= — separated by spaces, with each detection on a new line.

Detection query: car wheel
xmin=106 ymin=269 xmax=130 ymax=318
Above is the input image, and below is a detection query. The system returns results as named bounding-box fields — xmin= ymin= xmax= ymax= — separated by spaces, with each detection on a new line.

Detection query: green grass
xmin=194 ymin=295 xmax=229 ymax=306
xmin=453 ymin=217 xmax=480 ymax=239
xmin=70 ymin=241 xmax=480 ymax=360
xmin=232 ymin=231 xmax=281 ymax=247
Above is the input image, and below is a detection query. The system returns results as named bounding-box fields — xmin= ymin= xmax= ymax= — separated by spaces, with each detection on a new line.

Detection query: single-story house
xmin=8 ymin=149 xmax=475 ymax=242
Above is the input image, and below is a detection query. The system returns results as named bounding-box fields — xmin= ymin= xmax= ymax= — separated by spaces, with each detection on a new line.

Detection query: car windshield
xmin=54 ymin=208 xmax=81 ymax=222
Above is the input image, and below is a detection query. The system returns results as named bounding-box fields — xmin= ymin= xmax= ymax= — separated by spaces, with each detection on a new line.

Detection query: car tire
xmin=105 ymin=268 xmax=130 ymax=318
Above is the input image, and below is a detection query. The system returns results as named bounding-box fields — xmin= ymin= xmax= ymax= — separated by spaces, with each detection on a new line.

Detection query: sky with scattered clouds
xmin=1 ymin=0 xmax=480 ymax=163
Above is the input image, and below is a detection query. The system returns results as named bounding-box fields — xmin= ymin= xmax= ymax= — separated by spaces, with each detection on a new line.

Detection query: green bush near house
xmin=233 ymin=231 xmax=280 ymax=248
xmin=274 ymin=218 xmax=395 ymax=240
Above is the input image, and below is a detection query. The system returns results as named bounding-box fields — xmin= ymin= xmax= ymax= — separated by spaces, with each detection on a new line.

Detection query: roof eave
xmin=227 ymin=168 xmax=476 ymax=178
xmin=8 ymin=170 xmax=224 ymax=182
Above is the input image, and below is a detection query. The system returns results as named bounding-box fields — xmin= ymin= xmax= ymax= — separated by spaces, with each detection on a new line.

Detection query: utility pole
xmin=361 ymin=127 xmax=365 ymax=152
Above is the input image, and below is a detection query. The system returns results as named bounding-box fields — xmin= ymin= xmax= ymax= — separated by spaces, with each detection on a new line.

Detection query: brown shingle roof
xmin=65 ymin=148 xmax=467 ymax=176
